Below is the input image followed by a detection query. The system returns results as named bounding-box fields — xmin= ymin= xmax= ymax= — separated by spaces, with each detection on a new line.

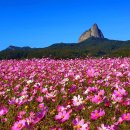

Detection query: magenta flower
xmin=13 ymin=85 xmax=20 ymax=91
xmin=1 ymin=118 xmax=7 ymax=122
xmin=91 ymin=95 xmax=103 ymax=104
xmin=17 ymin=111 xmax=26 ymax=120
xmin=57 ymin=105 xmax=66 ymax=112
xmin=116 ymin=117 xmax=123 ymax=124
xmin=97 ymin=124 xmax=117 ymax=130
xmin=111 ymin=94 xmax=123 ymax=103
xmin=104 ymin=99 xmax=111 ymax=107
xmin=72 ymin=117 xmax=90 ymax=130
xmin=38 ymin=103 xmax=45 ymax=110
xmin=55 ymin=109 xmax=72 ymax=123
xmin=122 ymin=98 xmax=130 ymax=106
xmin=0 ymin=106 xmax=8 ymax=117
xmin=87 ymin=68 xmax=95 ymax=77
xmin=91 ymin=108 xmax=105 ymax=120
xmin=121 ymin=113 xmax=130 ymax=121
xmin=12 ymin=119 xmax=26 ymax=130
xmin=41 ymin=88 xmax=48 ymax=94
xmin=113 ymin=88 xmax=128 ymax=97
xmin=98 ymin=90 xmax=105 ymax=96
xmin=69 ymin=85 xmax=77 ymax=93
xmin=33 ymin=106 xmax=48 ymax=124
xmin=36 ymin=96 xmax=43 ymax=102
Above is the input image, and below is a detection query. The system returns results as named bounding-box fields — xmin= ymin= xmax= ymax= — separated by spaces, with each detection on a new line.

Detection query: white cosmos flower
xmin=84 ymin=89 xmax=89 ymax=95
xmin=75 ymin=75 xmax=80 ymax=80
xmin=27 ymin=80 xmax=33 ymax=84
xmin=72 ymin=95 xmax=83 ymax=106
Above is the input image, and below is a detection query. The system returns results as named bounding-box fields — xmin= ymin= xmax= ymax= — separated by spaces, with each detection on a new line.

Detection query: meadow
xmin=0 ymin=58 xmax=130 ymax=130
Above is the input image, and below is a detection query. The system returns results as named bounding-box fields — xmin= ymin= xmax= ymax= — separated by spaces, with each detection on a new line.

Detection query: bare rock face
xmin=79 ymin=24 xmax=104 ymax=42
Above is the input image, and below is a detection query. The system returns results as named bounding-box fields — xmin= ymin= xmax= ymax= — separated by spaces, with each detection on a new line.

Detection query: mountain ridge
xmin=6 ymin=45 xmax=31 ymax=51
xmin=0 ymin=37 xmax=130 ymax=59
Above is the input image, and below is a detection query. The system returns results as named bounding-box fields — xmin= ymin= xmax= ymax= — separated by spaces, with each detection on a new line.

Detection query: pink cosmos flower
xmin=97 ymin=124 xmax=117 ymax=130
xmin=38 ymin=103 xmax=45 ymax=110
xmin=25 ymin=106 xmax=48 ymax=126
xmin=111 ymin=94 xmax=123 ymax=103
xmin=91 ymin=95 xmax=103 ymax=104
xmin=1 ymin=118 xmax=7 ymax=122
xmin=0 ymin=106 xmax=8 ymax=117
xmin=98 ymin=90 xmax=105 ymax=96
xmin=69 ymin=85 xmax=77 ymax=93
xmin=41 ymin=87 xmax=48 ymax=94
xmin=36 ymin=96 xmax=43 ymax=102
xmin=87 ymin=68 xmax=95 ymax=77
xmin=91 ymin=108 xmax=105 ymax=120
xmin=113 ymin=88 xmax=127 ymax=97
xmin=13 ymin=85 xmax=20 ymax=91
xmin=55 ymin=109 xmax=72 ymax=123
xmin=12 ymin=119 xmax=26 ymax=130
xmin=33 ymin=106 xmax=48 ymax=124
xmin=88 ymin=86 xmax=98 ymax=93
xmin=72 ymin=117 xmax=90 ymax=130
xmin=115 ymin=71 xmax=123 ymax=77
xmin=17 ymin=111 xmax=26 ymax=120
xmin=116 ymin=117 xmax=123 ymax=124
xmin=24 ymin=112 xmax=35 ymax=128
xmin=122 ymin=98 xmax=130 ymax=106
xmin=121 ymin=113 xmax=130 ymax=121
xmin=45 ymin=90 xmax=57 ymax=99
xmin=29 ymin=111 xmax=35 ymax=118
xmin=57 ymin=105 xmax=66 ymax=112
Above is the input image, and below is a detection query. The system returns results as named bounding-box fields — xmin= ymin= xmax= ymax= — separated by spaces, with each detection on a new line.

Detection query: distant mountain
xmin=79 ymin=24 xmax=104 ymax=42
xmin=0 ymin=37 xmax=130 ymax=59
xmin=6 ymin=45 xmax=31 ymax=51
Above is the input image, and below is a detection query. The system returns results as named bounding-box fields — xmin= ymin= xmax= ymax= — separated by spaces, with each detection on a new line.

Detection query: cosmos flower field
xmin=0 ymin=58 xmax=130 ymax=130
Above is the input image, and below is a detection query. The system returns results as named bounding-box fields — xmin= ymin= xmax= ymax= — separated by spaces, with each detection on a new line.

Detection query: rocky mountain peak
xmin=92 ymin=23 xmax=98 ymax=29
xmin=78 ymin=23 xmax=104 ymax=43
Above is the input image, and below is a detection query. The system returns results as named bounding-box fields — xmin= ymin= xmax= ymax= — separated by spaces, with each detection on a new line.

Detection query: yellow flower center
xmin=61 ymin=115 xmax=64 ymax=119
xmin=98 ymin=97 xmax=101 ymax=100
xmin=77 ymin=99 xmax=79 ymax=102
xmin=25 ymin=105 xmax=28 ymax=109
xmin=39 ymin=105 xmax=43 ymax=108
xmin=17 ymin=124 xmax=22 ymax=128
xmin=118 ymin=92 xmax=121 ymax=95
xmin=96 ymin=113 xmax=99 ymax=117
xmin=125 ymin=116 xmax=128 ymax=119
xmin=77 ymin=125 xmax=81 ymax=128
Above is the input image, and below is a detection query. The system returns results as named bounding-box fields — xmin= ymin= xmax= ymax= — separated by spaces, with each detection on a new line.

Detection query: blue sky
xmin=0 ymin=0 xmax=130 ymax=50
